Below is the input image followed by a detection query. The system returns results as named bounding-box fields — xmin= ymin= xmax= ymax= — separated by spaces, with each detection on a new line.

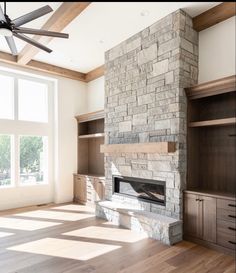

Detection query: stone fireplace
xmin=96 ymin=9 xmax=198 ymax=245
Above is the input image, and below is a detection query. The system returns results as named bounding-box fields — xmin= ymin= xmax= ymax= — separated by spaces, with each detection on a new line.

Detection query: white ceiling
xmin=0 ymin=2 xmax=220 ymax=73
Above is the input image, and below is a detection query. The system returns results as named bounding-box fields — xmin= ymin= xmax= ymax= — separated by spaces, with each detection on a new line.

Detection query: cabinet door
xmin=201 ymin=195 xmax=216 ymax=243
xmin=184 ymin=193 xmax=202 ymax=238
xmin=94 ymin=179 xmax=105 ymax=201
xmin=74 ymin=176 xmax=87 ymax=203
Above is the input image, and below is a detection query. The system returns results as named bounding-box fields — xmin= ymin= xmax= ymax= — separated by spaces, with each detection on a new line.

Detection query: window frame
xmin=0 ymin=69 xmax=54 ymax=188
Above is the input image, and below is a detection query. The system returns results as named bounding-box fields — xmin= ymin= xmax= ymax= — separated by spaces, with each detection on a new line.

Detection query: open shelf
xmin=189 ymin=117 xmax=236 ymax=127
xmin=79 ymin=133 xmax=105 ymax=139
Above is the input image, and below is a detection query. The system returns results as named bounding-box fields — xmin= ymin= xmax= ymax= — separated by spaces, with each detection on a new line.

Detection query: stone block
xmin=132 ymin=170 xmax=153 ymax=179
xmin=137 ymin=44 xmax=158 ymax=65
xmin=118 ymin=165 xmax=132 ymax=176
xmin=180 ymin=38 xmax=193 ymax=53
xmin=138 ymin=92 xmax=156 ymax=105
xmin=152 ymin=59 xmax=169 ymax=76
xmin=148 ymin=161 xmax=172 ymax=172
xmin=126 ymin=37 xmax=141 ymax=52
xmin=155 ymin=119 xmax=170 ymax=130
xmin=165 ymin=71 xmax=174 ymax=84
xmin=133 ymin=113 xmax=147 ymax=126
xmin=158 ymin=38 xmax=180 ymax=56
xmin=119 ymin=121 xmax=132 ymax=132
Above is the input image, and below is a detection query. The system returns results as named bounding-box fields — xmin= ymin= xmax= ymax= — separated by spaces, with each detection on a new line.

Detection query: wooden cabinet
xmin=74 ymin=174 xmax=105 ymax=205
xmin=184 ymin=192 xmax=216 ymax=243
xmin=202 ymin=195 xmax=217 ymax=243
xmin=74 ymin=175 xmax=87 ymax=203
xmin=184 ymin=191 xmax=235 ymax=254
xmin=184 ymin=193 xmax=200 ymax=238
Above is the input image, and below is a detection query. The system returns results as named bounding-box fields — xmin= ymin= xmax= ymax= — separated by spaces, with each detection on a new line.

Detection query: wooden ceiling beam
xmin=0 ymin=51 xmax=86 ymax=81
xmin=85 ymin=65 xmax=105 ymax=82
xmin=17 ymin=2 xmax=91 ymax=65
xmin=193 ymin=2 xmax=236 ymax=32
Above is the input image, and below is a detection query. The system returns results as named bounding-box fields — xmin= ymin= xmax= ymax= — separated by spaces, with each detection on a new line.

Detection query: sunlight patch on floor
xmin=14 ymin=210 xmax=94 ymax=221
xmin=0 ymin=217 xmax=61 ymax=231
xmin=8 ymin=237 xmax=121 ymax=260
xmin=0 ymin=231 xmax=14 ymax=238
xmin=63 ymin=226 xmax=148 ymax=243
xmin=50 ymin=204 xmax=95 ymax=213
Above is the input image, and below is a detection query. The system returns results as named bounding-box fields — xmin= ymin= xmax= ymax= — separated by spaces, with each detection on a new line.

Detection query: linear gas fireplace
xmin=113 ymin=175 xmax=165 ymax=206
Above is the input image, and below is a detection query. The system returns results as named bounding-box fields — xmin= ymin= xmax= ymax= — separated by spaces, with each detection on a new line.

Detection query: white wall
xmin=55 ymin=77 xmax=87 ymax=204
xmin=0 ymin=62 xmax=87 ymax=210
xmin=199 ymin=16 xmax=236 ymax=84
xmin=87 ymin=76 xmax=105 ymax=112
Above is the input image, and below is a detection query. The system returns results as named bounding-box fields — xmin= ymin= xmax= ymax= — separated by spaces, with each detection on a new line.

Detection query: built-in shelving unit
xmin=74 ymin=110 xmax=105 ymax=205
xmin=75 ymin=110 xmax=105 ymax=176
xmin=186 ymin=75 xmax=236 ymax=194
xmin=184 ymin=75 xmax=236 ymax=255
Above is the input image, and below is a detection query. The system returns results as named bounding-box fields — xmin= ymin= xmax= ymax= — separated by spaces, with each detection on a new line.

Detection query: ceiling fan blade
xmin=5 ymin=36 xmax=18 ymax=55
xmin=13 ymin=33 xmax=52 ymax=53
xmin=14 ymin=27 xmax=69 ymax=38
xmin=13 ymin=5 xmax=53 ymax=27
xmin=0 ymin=5 xmax=6 ymax=21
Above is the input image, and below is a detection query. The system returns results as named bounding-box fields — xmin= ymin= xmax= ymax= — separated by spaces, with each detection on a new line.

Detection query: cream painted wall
xmin=199 ymin=16 xmax=236 ymax=84
xmin=0 ymin=63 xmax=87 ymax=210
xmin=55 ymin=77 xmax=87 ymax=204
xmin=87 ymin=76 xmax=105 ymax=112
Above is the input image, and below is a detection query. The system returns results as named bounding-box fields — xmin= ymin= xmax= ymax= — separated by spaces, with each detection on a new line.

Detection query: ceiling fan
xmin=0 ymin=2 xmax=69 ymax=56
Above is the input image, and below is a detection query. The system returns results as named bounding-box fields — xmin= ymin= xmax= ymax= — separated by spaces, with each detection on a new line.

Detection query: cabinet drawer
xmin=217 ymin=208 xmax=236 ymax=222
xmin=217 ymin=219 xmax=236 ymax=236
xmin=217 ymin=232 xmax=236 ymax=250
xmin=217 ymin=199 xmax=236 ymax=211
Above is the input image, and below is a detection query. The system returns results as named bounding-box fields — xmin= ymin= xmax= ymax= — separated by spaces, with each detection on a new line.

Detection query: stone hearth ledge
xmin=96 ymin=200 xmax=182 ymax=245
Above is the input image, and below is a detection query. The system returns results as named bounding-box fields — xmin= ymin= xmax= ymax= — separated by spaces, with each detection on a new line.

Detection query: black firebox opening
xmin=113 ymin=175 xmax=165 ymax=206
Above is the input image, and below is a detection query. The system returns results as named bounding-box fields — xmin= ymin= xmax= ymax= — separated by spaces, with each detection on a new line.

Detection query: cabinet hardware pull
xmin=228 ymin=241 xmax=236 ymax=245
xmin=228 ymin=227 xmax=236 ymax=231
xmin=199 ymin=199 xmax=203 ymax=202
xmin=228 ymin=204 xmax=236 ymax=208
xmin=228 ymin=215 xmax=236 ymax=218
xmin=195 ymin=199 xmax=199 ymax=201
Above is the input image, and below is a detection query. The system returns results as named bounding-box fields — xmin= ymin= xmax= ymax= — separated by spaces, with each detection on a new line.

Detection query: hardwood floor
xmin=0 ymin=203 xmax=235 ymax=273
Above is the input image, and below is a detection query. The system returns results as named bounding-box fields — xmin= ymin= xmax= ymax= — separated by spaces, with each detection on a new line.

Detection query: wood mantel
xmin=100 ymin=142 xmax=176 ymax=154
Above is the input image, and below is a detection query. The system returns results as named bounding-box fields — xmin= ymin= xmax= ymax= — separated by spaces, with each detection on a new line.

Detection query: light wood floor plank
xmin=0 ymin=203 xmax=234 ymax=273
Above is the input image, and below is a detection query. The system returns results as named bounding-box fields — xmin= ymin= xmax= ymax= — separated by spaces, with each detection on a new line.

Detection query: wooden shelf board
xmin=184 ymin=189 xmax=235 ymax=201
xmin=185 ymin=75 xmax=236 ymax=100
xmin=189 ymin=117 xmax=236 ymax=127
xmin=79 ymin=133 xmax=105 ymax=139
xmin=75 ymin=110 xmax=104 ymax=123
xmin=100 ymin=142 xmax=176 ymax=154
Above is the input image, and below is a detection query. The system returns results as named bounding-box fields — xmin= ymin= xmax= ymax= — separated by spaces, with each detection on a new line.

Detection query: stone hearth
xmin=96 ymin=9 xmax=198 ymax=245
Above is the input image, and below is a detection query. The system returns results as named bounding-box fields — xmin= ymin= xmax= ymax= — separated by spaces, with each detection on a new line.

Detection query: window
xmin=0 ymin=70 xmax=53 ymax=188
xmin=0 ymin=75 xmax=14 ymax=120
xmin=20 ymin=136 xmax=48 ymax=185
xmin=18 ymin=79 xmax=48 ymax=123
xmin=0 ymin=135 xmax=13 ymax=187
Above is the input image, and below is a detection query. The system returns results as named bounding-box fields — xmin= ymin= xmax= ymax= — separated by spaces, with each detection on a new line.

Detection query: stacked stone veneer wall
xmin=103 ymin=10 xmax=198 ymax=220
